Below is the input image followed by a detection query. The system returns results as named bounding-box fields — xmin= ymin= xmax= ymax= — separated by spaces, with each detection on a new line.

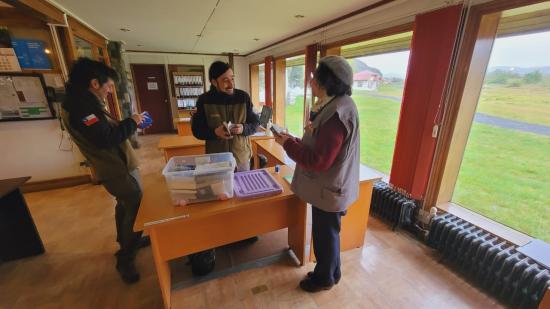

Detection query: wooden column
xmin=388 ymin=5 xmax=463 ymax=200
xmin=303 ymin=44 xmax=318 ymax=126
xmin=320 ymin=46 xmax=341 ymax=57
xmin=273 ymin=58 xmax=286 ymax=126
xmin=264 ymin=56 xmax=274 ymax=107
xmin=425 ymin=11 xmax=501 ymax=207
xmin=250 ymin=64 xmax=260 ymax=107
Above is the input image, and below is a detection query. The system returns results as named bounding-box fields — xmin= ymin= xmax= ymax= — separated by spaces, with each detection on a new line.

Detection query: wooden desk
xmin=254 ymin=139 xmax=295 ymax=169
xmin=134 ymin=166 xmax=306 ymax=309
xmin=159 ymin=129 xmax=273 ymax=163
xmin=174 ymin=117 xmax=192 ymax=136
xmin=0 ymin=177 xmax=45 ymax=261
xmin=158 ymin=135 xmax=205 ymax=162
xmin=253 ymin=139 xmax=382 ymax=253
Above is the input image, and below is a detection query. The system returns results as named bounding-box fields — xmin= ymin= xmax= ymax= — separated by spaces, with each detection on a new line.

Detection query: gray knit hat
xmin=318 ymin=55 xmax=353 ymax=87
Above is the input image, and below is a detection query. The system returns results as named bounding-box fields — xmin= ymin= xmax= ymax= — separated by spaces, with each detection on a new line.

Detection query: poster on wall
xmin=0 ymin=28 xmax=22 ymax=72
xmin=12 ymin=39 xmax=52 ymax=70
xmin=0 ymin=74 xmax=53 ymax=121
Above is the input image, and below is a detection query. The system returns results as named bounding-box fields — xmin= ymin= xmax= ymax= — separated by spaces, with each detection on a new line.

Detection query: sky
xmin=488 ymin=30 xmax=550 ymax=68
xmin=355 ymin=30 xmax=550 ymax=78
xmin=357 ymin=51 xmax=410 ymax=79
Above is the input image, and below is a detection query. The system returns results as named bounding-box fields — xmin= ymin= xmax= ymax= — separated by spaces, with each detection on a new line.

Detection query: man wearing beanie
xmin=190 ymin=61 xmax=259 ymax=276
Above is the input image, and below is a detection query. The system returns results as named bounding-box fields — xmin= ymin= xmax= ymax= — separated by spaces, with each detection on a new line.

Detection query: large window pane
xmin=285 ymin=57 xmax=305 ymax=136
xmin=258 ymin=64 xmax=265 ymax=105
xmin=453 ymin=31 xmax=550 ymax=242
xmin=349 ymin=51 xmax=410 ymax=174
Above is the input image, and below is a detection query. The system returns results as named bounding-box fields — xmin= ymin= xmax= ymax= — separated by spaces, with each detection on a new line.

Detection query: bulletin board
xmin=0 ymin=73 xmax=54 ymax=121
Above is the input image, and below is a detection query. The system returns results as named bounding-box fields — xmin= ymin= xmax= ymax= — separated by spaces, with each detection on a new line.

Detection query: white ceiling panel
xmin=50 ymin=0 xmax=380 ymax=54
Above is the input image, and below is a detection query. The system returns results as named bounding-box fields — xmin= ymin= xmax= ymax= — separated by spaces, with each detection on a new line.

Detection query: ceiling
xmin=50 ymin=0 xmax=381 ymax=55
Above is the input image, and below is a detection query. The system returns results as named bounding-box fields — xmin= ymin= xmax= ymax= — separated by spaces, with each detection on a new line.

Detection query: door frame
xmin=130 ymin=63 xmax=174 ymax=132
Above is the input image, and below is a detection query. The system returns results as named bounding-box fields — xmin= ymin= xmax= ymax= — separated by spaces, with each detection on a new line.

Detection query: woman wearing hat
xmin=275 ymin=56 xmax=360 ymax=292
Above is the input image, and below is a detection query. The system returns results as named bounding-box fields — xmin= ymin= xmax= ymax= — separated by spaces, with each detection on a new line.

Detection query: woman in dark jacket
xmin=275 ymin=56 xmax=360 ymax=292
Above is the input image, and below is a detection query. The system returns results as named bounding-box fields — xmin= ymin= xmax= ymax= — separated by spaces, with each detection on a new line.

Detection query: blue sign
xmin=12 ymin=39 xmax=52 ymax=70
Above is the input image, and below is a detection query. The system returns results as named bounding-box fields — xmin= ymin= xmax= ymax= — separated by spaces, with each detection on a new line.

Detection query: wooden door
xmin=131 ymin=64 xmax=173 ymax=133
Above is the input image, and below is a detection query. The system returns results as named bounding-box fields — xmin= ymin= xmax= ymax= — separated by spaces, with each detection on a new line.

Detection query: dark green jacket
xmin=191 ymin=89 xmax=259 ymax=165
xmin=61 ymin=88 xmax=138 ymax=181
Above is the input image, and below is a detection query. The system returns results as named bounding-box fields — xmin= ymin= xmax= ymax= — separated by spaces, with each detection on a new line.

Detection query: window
xmin=452 ymin=30 xmax=550 ymax=242
xmin=258 ymin=63 xmax=265 ymax=105
xmin=284 ymin=55 xmax=305 ymax=136
xmin=341 ymin=32 xmax=412 ymax=175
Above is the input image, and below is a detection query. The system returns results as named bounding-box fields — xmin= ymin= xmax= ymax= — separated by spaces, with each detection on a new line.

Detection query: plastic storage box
xmin=162 ymin=152 xmax=236 ymax=205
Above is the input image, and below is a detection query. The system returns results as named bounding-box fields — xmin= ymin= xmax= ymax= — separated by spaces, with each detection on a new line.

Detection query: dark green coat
xmin=61 ymin=89 xmax=138 ymax=181
xmin=191 ymin=89 xmax=259 ymax=165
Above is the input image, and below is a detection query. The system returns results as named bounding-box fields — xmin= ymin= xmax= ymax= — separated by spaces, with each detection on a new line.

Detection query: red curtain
xmin=389 ymin=5 xmax=463 ymax=199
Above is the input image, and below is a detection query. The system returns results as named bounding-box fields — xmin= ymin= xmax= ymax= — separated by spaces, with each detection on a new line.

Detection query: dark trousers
xmin=312 ymin=206 xmax=346 ymax=286
xmin=102 ymin=169 xmax=143 ymax=263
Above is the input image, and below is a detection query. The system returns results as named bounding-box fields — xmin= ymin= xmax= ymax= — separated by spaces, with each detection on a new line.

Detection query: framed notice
xmin=0 ymin=73 xmax=54 ymax=121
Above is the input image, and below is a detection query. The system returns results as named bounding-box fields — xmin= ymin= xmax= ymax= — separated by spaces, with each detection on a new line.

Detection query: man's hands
xmin=215 ymin=123 xmax=244 ymax=139
xmin=230 ymin=124 xmax=243 ymax=135
xmin=215 ymin=124 xmax=233 ymax=139
xmin=131 ymin=114 xmax=145 ymax=125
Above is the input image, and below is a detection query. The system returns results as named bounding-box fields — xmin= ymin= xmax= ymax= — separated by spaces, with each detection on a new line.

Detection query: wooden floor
xmin=0 ymin=134 xmax=503 ymax=309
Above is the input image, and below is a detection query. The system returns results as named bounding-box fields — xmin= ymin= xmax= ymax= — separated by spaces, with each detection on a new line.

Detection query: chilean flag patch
xmin=82 ymin=114 xmax=99 ymax=126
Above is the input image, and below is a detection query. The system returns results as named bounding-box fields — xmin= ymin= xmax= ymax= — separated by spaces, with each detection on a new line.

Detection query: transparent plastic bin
xmin=162 ymin=152 xmax=236 ymax=205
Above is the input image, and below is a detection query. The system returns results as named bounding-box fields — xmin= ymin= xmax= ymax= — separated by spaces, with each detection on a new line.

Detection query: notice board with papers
xmin=0 ymin=73 xmax=54 ymax=121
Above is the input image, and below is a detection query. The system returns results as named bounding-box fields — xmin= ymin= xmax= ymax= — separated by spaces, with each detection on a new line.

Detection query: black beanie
xmin=209 ymin=61 xmax=230 ymax=81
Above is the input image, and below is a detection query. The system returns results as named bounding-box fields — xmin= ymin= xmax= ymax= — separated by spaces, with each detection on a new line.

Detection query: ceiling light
xmin=120 ymin=28 xmax=131 ymax=32
xmin=44 ymin=48 xmax=51 ymax=54
xmin=294 ymin=14 xmax=305 ymax=18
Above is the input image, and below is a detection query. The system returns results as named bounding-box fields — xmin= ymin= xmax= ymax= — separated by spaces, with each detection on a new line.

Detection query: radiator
xmin=428 ymin=213 xmax=550 ymax=308
xmin=370 ymin=181 xmax=417 ymax=230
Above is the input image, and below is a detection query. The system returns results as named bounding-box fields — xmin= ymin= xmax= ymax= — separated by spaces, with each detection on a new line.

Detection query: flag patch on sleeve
xmin=82 ymin=114 xmax=99 ymax=126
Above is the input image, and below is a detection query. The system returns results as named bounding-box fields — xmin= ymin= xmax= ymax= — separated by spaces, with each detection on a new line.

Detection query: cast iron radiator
xmin=427 ymin=213 xmax=550 ymax=308
xmin=370 ymin=181 xmax=417 ymax=230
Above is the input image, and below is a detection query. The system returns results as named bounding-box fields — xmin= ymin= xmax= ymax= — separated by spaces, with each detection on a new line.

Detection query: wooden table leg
xmin=252 ymin=141 xmax=259 ymax=169
xmin=288 ymin=199 xmax=307 ymax=265
xmin=150 ymin=229 xmax=171 ymax=309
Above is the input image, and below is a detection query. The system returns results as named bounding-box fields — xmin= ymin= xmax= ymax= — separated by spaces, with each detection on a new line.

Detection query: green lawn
xmin=453 ymin=123 xmax=550 ymax=242
xmin=477 ymin=83 xmax=550 ymax=126
xmin=283 ymin=87 xmax=549 ymax=242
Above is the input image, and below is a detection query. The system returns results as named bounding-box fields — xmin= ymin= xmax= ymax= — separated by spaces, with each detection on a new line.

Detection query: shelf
xmin=177 ymin=96 xmax=199 ymax=99
xmin=174 ymin=84 xmax=203 ymax=87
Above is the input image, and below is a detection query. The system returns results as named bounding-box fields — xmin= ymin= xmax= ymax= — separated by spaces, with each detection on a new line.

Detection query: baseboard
xmin=21 ymin=175 xmax=92 ymax=193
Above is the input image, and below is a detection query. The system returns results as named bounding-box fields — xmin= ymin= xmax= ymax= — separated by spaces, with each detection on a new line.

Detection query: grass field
xmin=477 ymin=83 xmax=550 ymax=126
xmin=283 ymin=82 xmax=549 ymax=241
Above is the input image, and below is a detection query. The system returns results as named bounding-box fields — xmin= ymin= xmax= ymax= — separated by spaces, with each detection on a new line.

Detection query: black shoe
xmin=138 ymin=236 xmax=151 ymax=249
xmin=306 ymin=271 xmax=340 ymax=284
xmin=116 ymin=260 xmax=140 ymax=284
xmin=299 ymin=278 xmax=333 ymax=293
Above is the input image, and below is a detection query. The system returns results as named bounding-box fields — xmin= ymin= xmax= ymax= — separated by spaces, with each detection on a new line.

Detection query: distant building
xmin=353 ymin=69 xmax=383 ymax=91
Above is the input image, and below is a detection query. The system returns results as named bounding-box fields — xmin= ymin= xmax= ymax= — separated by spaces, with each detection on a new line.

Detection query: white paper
xmin=0 ymin=76 xmax=19 ymax=112
xmin=43 ymin=73 xmax=65 ymax=89
xmin=12 ymin=76 xmax=48 ymax=106
xmin=0 ymin=48 xmax=22 ymax=72
xmin=147 ymin=82 xmax=158 ymax=90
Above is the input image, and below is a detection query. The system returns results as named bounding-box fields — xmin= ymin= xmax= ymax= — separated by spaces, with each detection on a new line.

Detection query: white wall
xmin=233 ymin=56 xmax=249 ymax=93
xmin=0 ymin=119 xmax=88 ymax=182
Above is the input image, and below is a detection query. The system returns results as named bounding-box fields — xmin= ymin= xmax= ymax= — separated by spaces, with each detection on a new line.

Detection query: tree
xmin=523 ymin=71 xmax=542 ymax=84
xmin=287 ymin=65 xmax=304 ymax=88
